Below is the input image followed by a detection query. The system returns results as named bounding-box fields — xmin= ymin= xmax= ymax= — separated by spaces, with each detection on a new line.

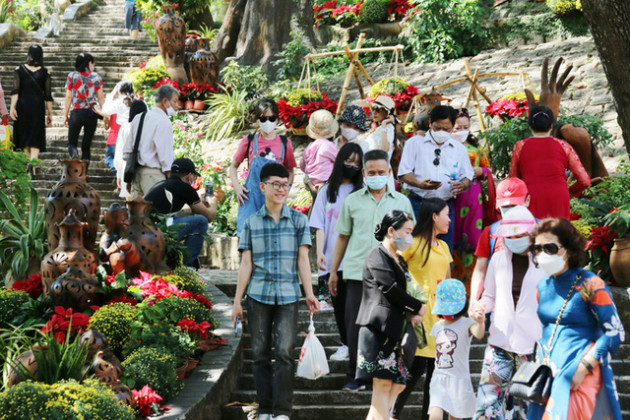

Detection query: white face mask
xmin=451 ymin=130 xmax=469 ymax=143
xmin=504 ymin=236 xmax=530 ymax=254
xmin=536 ymin=252 xmax=567 ymax=277
xmin=260 ymin=120 xmax=277 ymax=134
xmin=394 ymin=232 xmax=414 ymax=252
xmin=341 ymin=126 xmax=360 ymax=141
xmin=430 ymin=130 xmax=450 ymax=144
xmin=166 ymin=106 xmax=176 ymax=116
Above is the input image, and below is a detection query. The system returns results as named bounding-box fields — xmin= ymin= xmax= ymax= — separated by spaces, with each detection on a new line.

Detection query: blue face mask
xmin=365 ymin=175 xmax=388 ymax=190
xmin=505 ymin=236 xmax=530 ymax=254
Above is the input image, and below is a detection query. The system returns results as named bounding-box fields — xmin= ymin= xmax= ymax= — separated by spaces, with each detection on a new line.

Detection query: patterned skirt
xmin=356 ymin=326 xmax=409 ymax=385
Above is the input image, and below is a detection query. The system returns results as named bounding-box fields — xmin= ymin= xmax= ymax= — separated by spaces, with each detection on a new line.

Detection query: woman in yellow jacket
xmin=391 ymin=197 xmax=452 ymax=420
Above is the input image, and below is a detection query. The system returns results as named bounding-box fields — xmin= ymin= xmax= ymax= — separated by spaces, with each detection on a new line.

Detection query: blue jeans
xmin=408 ymin=192 xmax=455 ymax=253
xmin=105 ymin=145 xmax=116 ymax=172
xmin=172 ymin=214 xmax=208 ymax=266
xmin=246 ymin=298 xmax=299 ymax=417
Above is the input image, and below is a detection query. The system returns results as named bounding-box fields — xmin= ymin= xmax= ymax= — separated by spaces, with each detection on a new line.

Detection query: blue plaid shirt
xmin=239 ymin=204 xmax=311 ymax=305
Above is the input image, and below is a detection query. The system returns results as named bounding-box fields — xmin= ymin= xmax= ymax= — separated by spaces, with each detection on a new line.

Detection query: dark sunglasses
xmin=529 ymin=243 xmax=564 ymax=255
xmin=433 ymin=148 xmax=441 ymax=166
xmin=259 ymin=116 xmax=278 ymax=123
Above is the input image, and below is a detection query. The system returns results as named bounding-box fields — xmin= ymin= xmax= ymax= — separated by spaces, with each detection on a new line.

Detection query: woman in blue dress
xmin=528 ymin=218 xmax=624 ymax=420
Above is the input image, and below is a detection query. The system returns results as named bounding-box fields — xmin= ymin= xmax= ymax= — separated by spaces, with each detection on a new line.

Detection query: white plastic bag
xmin=296 ymin=314 xmax=329 ymax=380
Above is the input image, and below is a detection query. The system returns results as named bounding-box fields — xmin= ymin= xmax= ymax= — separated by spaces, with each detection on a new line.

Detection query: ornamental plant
xmin=41 ymin=306 xmax=92 ymax=344
xmin=368 ymin=77 xmax=418 ymax=111
xmin=132 ymin=385 xmax=169 ymax=418
xmin=165 ymin=265 xmax=207 ymax=295
xmin=11 ymin=273 xmax=43 ymax=299
xmin=88 ymin=303 xmax=139 ymax=355
xmin=124 ymin=67 xmax=171 ymax=92
xmin=125 ymin=319 xmax=197 ymax=362
xmin=151 ymin=295 xmax=214 ymax=325
xmin=122 ymin=346 xmax=182 ymax=400
xmin=0 ymin=289 xmax=31 ymax=327
xmin=278 ymin=89 xmax=338 ymax=129
xmin=360 ymin=0 xmax=389 ymax=23
xmin=547 ymin=0 xmax=582 ymax=15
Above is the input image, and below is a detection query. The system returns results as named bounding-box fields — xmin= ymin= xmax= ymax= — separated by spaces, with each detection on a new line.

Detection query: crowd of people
xmin=1 ymin=44 xmax=625 ymax=420
xmin=230 ymin=94 xmax=625 ymax=420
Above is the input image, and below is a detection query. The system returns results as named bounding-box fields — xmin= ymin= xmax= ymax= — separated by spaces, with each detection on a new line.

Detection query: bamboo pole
xmin=355 ymin=60 xmax=375 ymax=86
xmin=337 ymin=50 xmax=359 ymax=118
xmin=344 ymin=44 xmax=365 ymax=99
xmin=305 ymin=45 xmax=404 ymax=59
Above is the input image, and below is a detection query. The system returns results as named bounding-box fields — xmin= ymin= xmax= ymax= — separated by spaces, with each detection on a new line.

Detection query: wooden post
xmin=337 ymin=51 xmax=358 ymax=118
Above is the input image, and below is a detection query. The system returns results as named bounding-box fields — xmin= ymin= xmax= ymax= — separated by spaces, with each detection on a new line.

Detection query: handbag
xmin=398 ymin=321 xmax=418 ymax=368
xmin=509 ymin=271 xmax=582 ymax=404
xmin=123 ymin=111 xmax=147 ymax=184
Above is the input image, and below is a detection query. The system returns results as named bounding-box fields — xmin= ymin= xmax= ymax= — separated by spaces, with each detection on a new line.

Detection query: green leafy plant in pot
xmin=604 ymin=203 xmax=630 ymax=286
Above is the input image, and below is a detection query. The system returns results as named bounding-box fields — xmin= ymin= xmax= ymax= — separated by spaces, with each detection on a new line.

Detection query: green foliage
xmin=201 ymin=88 xmax=250 ymax=142
xmin=604 ymin=203 xmax=630 ymax=238
xmin=571 ymin=164 xmax=630 ymax=225
xmin=0 ymin=379 xmax=134 ymax=419
xmin=313 ymin=38 xmax=401 ymax=76
xmin=88 ymin=303 xmax=139 ymax=355
xmin=188 ymin=24 xmax=218 ymax=40
xmin=122 ymin=346 xmax=182 ymax=400
xmin=407 ymin=0 xmax=492 ymax=63
xmin=164 ymin=266 xmax=207 ymax=295
xmin=151 ymin=295 xmax=213 ymax=325
xmin=212 ymin=188 xmax=238 ymax=236
xmin=220 ymin=61 xmax=270 ymax=100
xmin=135 ymin=0 xmax=209 ymax=24
xmin=547 ymin=0 xmax=581 ymax=15
xmin=0 ymin=188 xmax=47 ymax=282
xmin=125 ymin=320 xmax=197 ymax=362
xmin=369 ymin=77 xmax=409 ymax=98
xmin=0 ymin=324 xmax=43 ymax=392
xmin=123 ymin=67 xmax=171 ymax=92
xmin=286 ymin=89 xmax=323 ymax=107
xmin=148 ymin=211 xmax=189 ymax=269
xmin=272 ymin=29 xmax=311 ymax=82
xmin=0 ymin=0 xmax=55 ymax=31
xmin=359 ymin=0 xmax=389 ymax=23
xmin=0 ymin=290 xmax=31 ymax=328
xmin=0 ymin=147 xmax=36 ymax=214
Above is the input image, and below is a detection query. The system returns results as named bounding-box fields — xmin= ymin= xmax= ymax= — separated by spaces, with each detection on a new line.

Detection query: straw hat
xmin=306 ymin=109 xmax=339 ymax=139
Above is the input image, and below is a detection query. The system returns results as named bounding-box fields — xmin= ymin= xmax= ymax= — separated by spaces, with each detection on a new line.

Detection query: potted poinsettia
xmin=368 ymin=77 xmax=418 ymax=114
xmin=277 ymin=88 xmax=338 ymax=135
xmin=603 ymin=204 xmax=630 ymax=285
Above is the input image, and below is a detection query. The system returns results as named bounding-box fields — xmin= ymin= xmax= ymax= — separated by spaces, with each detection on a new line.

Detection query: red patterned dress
xmin=509 ymin=136 xmax=590 ymax=219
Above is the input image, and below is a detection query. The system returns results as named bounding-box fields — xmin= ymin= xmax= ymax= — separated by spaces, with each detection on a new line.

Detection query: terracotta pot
xmin=126 ymin=198 xmax=165 ymax=273
xmin=45 ymin=159 xmax=101 ymax=252
xmin=88 ymin=350 xmax=123 ymax=385
xmin=184 ymin=100 xmax=194 ymax=110
xmin=186 ymin=357 xmax=199 ymax=373
xmin=193 ymin=99 xmax=206 ymax=111
xmin=189 ymin=48 xmax=219 ymax=87
xmin=41 ymin=210 xmax=97 ymax=297
xmin=79 ymin=328 xmax=110 ymax=361
xmin=50 ymin=266 xmax=101 ymax=311
xmin=7 ymin=349 xmax=38 ymax=387
xmin=177 ymin=99 xmax=183 ymax=109
xmin=198 ymin=337 xmax=227 ymax=352
xmin=176 ymin=363 xmax=187 ymax=381
xmin=112 ymin=383 xmax=137 ymax=409
xmin=156 ymin=5 xmax=188 ymax=83
xmin=610 ymin=237 xmax=630 ymax=286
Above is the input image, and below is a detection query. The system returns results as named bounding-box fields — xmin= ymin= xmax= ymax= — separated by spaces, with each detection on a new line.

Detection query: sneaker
xmin=329 ymin=345 xmax=349 ymax=361
xmin=273 ymin=416 xmax=290 ymax=420
xmin=319 ymin=300 xmax=334 ymax=312
xmin=258 ymin=414 xmax=272 ymax=420
xmin=342 ymin=380 xmax=366 ymax=392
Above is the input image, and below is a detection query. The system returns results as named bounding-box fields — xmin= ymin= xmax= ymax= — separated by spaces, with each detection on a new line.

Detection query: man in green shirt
xmin=328 ymin=149 xmax=414 ymax=391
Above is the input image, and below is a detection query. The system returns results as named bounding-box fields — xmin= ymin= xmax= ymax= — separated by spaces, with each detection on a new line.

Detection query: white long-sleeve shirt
xmin=122 ymin=106 xmax=174 ymax=173
xmin=478 ymin=249 xmax=544 ymax=355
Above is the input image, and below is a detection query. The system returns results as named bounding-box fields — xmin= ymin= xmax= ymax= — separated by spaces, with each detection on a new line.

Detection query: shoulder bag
xmin=509 ymin=271 xmax=582 ymax=405
xmin=123 ymin=112 xmax=147 ymax=184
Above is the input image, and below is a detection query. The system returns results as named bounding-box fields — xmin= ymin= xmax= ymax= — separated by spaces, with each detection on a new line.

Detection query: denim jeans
xmin=246 ymin=298 xmax=299 ymax=417
xmin=408 ymin=192 xmax=455 ymax=254
xmin=105 ymin=145 xmax=116 ymax=172
xmin=172 ymin=214 xmax=208 ymax=266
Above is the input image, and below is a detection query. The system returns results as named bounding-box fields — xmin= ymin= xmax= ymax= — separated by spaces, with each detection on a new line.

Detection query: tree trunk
xmin=211 ymin=0 xmax=248 ymax=63
xmin=188 ymin=7 xmax=214 ymax=32
xmin=581 ymin=0 xmax=630 ymax=156
xmin=233 ymin=0 xmax=314 ymax=67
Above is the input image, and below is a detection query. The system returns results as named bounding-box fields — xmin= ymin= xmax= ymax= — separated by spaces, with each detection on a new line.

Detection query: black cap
xmin=171 ymin=158 xmax=201 ymax=177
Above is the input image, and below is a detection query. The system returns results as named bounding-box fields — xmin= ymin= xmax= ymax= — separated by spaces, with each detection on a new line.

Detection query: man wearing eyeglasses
xmin=397 ymin=105 xmax=474 ymax=252
xmin=233 ymin=162 xmax=320 ymax=420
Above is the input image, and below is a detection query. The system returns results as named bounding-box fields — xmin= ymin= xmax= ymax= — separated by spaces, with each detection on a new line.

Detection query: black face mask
xmin=342 ymin=164 xmax=360 ymax=179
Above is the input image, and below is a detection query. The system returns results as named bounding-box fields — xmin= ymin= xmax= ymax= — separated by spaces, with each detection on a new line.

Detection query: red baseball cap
xmin=496 ymin=178 xmax=528 ymax=209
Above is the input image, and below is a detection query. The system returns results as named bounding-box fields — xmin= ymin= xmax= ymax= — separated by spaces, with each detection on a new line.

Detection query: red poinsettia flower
xmin=177 ymin=318 xmax=212 ymax=339
xmin=132 ymin=385 xmax=169 ymax=417
xmin=106 ymin=295 xmax=138 ymax=306
xmin=12 ymin=274 xmax=43 ymax=299
xmin=586 ymin=225 xmax=618 ymax=253
xmin=153 ymin=78 xmax=179 ymax=91
xmin=41 ymin=306 xmax=91 ymax=343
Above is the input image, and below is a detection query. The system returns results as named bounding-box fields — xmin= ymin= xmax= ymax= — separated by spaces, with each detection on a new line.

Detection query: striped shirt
xmin=239 ymin=204 xmax=311 ymax=305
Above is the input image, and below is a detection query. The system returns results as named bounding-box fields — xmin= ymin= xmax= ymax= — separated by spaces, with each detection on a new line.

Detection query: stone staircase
xmin=222 ymin=299 xmax=630 ymax=420
xmin=0 ymin=0 xmax=158 ymax=209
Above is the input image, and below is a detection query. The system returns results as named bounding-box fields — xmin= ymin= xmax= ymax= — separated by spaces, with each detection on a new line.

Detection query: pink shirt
xmin=233 ymin=134 xmax=297 ymax=169
xmin=300 ymin=138 xmax=338 ymax=185
xmin=478 ymin=249 xmax=544 ymax=355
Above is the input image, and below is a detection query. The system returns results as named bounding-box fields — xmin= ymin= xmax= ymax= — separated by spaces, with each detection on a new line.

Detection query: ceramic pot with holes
xmin=156 ymin=5 xmax=188 ymax=83
xmin=50 ymin=266 xmax=101 ymax=311
xmin=126 ymin=198 xmax=165 ymax=273
xmin=45 ymin=159 xmax=101 ymax=252
xmin=79 ymin=328 xmax=110 ymax=361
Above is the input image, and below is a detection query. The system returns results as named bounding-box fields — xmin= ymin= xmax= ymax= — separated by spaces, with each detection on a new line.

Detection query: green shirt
xmin=335 ymin=187 xmax=414 ymax=281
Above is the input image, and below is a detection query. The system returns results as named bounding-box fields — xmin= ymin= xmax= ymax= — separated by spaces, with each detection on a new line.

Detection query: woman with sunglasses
xmin=309 ymin=142 xmax=364 ymax=361
xmin=527 ymin=218 xmax=624 ymax=420
xmin=509 ymin=105 xmax=590 ymax=219
xmin=391 ymin=198 xmax=452 ymax=420
xmin=450 ymin=108 xmax=496 ymax=283
xmin=471 ymin=205 xmax=545 ymax=419
xmin=229 ymin=98 xmax=298 ymax=236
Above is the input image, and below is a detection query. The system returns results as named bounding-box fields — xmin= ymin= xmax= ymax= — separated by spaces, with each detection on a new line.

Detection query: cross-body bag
xmin=21 ymin=65 xmax=45 ymax=97
xmin=509 ymin=271 xmax=582 ymax=405
xmin=123 ymin=112 xmax=147 ymax=184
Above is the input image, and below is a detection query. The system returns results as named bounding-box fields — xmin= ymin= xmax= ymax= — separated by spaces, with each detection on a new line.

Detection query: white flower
xmin=603 ymin=314 xmax=625 ymax=342
xmin=378 ymin=352 xmax=396 ymax=370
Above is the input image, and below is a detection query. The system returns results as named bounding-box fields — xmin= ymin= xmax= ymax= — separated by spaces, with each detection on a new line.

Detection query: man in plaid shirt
xmin=233 ymin=162 xmax=320 ymax=420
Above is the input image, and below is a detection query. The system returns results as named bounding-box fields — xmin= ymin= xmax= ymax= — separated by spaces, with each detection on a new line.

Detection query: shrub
xmin=0 ymin=289 xmax=31 ymax=327
xmin=368 ymin=77 xmax=409 ymax=99
xmin=272 ymin=29 xmax=311 ymax=81
xmin=0 ymin=381 xmax=50 ymax=418
xmin=547 ymin=0 xmax=582 ymax=15
xmin=220 ymin=61 xmax=270 ymax=100
xmin=88 ymin=303 xmax=139 ymax=355
xmin=0 ymin=148 xmax=35 ymax=215
xmin=124 ymin=321 xmax=197 ymax=362
xmin=201 ymin=88 xmax=250 ymax=142
xmin=123 ymin=67 xmax=172 ymax=92
xmin=165 ymin=266 xmax=207 ymax=295
xmin=122 ymin=346 xmax=182 ymax=400
xmin=285 ymin=89 xmax=323 ymax=107
xmin=360 ymin=0 xmax=389 ymax=23
xmin=151 ymin=296 xmax=213 ymax=325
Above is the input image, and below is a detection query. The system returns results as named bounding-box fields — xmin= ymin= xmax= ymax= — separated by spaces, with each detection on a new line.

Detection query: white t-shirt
xmin=365 ymin=124 xmax=395 ymax=159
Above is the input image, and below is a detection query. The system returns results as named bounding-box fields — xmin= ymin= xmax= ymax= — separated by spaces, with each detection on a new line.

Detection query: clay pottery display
xmin=41 ymin=210 xmax=97 ymax=297
xmin=88 ymin=350 xmax=123 ymax=385
xmin=79 ymin=328 xmax=110 ymax=361
xmin=198 ymin=336 xmax=227 ymax=352
xmin=50 ymin=266 xmax=101 ymax=311
xmin=112 ymin=383 xmax=137 ymax=409
xmin=156 ymin=5 xmax=188 ymax=83
xmin=610 ymin=238 xmax=630 ymax=286
xmin=126 ymin=198 xmax=165 ymax=273
xmin=186 ymin=357 xmax=200 ymax=373
xmin=45 ymin=159 xmax=101 ymax=252
xmin=184 ymin=100 xmax=194 ymax=110
xmin=193 ymin=99 xmax=206 ymax=111
xmin=7 ymin=349 xmax=38 ymax=387
xmin=189 ymin=48 xmax=219 ymax=87
xmin=176 ymin=363 xmax=187 ymax=381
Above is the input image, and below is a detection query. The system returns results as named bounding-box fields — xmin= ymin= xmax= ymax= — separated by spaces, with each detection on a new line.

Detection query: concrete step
xmin=222 ymin=404 xmax=424 ymax=420
xmin=231 ymin=389 xmax=424 ymax=406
